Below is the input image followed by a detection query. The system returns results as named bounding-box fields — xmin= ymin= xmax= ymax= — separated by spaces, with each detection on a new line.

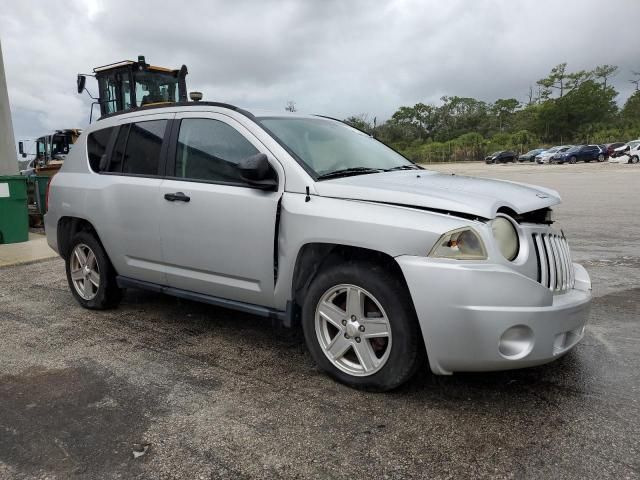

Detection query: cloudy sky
xmin=1 ymin=0 xmax=639 ymax=151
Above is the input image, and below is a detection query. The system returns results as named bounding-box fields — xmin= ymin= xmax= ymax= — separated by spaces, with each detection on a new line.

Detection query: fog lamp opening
xmin=498 ymin=325 xmax=534 ymax=359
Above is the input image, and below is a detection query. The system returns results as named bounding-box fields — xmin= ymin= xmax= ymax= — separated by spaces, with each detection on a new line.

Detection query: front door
xmin=158 ymin=113 xmax=283 ymax=307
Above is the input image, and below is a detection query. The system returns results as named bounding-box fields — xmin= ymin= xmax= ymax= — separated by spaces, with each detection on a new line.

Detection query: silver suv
xmin=45 ymin=103 xmax=592 ymax=391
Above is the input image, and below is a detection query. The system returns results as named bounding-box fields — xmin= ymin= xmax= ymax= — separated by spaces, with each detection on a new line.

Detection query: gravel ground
xmin=0 ymin=162 xmax=638 ymax=479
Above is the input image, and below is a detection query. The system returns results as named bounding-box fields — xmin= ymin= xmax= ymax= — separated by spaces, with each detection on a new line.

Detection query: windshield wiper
xmin=384 ymin=164 xmax=422 ymax=171
xmin=316 ymin=167 xmax=384 ymax=180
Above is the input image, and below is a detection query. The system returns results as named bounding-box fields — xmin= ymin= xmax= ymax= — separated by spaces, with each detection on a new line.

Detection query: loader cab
xmin=35 ymin=129 xmax=81 ymax=165
xmin=79 ymin=56 xmax=188 ymax=118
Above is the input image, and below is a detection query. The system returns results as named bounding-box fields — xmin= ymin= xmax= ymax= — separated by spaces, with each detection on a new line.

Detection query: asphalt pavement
xmin=0 ymin=161 xmax=638 ymax=479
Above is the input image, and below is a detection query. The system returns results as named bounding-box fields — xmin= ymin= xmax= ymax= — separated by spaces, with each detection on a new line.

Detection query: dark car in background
xmin=485 ymin=150 xmax=516 ymax=163
xmin=519 ymin=148 xmax=546 ymax=162
xmin=605 ymin=142 xmax=625 ymax=157
xmin=552 ymin=145 xmax=604 ymax=164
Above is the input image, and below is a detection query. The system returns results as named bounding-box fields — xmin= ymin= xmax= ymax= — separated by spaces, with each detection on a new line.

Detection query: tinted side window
xmin=122 ymin=120 xmax=167 ymax=175
xmin=175 ymin=119 xmax=259 ymax=184
xmin=87 ymin=127 xmax=114 ymax=172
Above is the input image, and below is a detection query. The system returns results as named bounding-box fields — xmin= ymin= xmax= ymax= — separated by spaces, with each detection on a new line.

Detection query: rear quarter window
xmin=87 ymin=127 xmax=115 ymax=172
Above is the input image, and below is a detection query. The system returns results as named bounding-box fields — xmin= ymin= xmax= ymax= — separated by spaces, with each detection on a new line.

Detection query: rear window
xmin=87 ymin=127 xmax=115 ymax=172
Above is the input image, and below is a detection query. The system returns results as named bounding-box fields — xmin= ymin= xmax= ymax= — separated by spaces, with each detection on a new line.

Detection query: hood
xmin=314 ymin=170 xmax=561 ymax=219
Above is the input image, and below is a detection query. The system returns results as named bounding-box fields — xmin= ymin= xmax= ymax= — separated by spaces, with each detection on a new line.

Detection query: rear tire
xmin=65 ymin=231 xmax=123 ymax=310
xmin=302 ymin=260 xmax=424 ymax=391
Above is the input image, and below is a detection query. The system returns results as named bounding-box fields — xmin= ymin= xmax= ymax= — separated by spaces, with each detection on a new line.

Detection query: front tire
xmin=631 ymin=156 xmax=639 ymax=164
xmin=569 ymin=156 xmax=577 ymax=164
xmin=598 ymin=154 xmax=605 ymax=162
xmin=302 ymin=261 xmax=423 ymax=391
xmin=65 ymin=231 xmax=123 ymax=309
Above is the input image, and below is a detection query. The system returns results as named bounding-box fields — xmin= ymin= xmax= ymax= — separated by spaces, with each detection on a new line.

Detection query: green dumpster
xmin=0 ymin=175 xmax=29 ymax=244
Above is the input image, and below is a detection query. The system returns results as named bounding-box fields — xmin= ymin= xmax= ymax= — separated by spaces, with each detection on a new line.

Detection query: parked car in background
xmin=629 ymin=144 xmax=640 ymax=164
xmin=536 ymin=146 xmax=572 ymax=164
xmin=19 ymin=159 xmax=35 ymax=176
xmin=519 ymin=148 xmax=546 ymax=162
xmin=605 ymin=142 xmax=625 ymax=157
xmin=612 ymin=140 xmax=640 ymax=158
xmin=610 ymin=142 xmax=640 ymax=164
xmin=44 ymin=104 xmax=592 ymax=391
xmin=485 ymin=150 xmax=517 ymax=163
xmin=597 ymin=145 xmax=608 ymax=159
xmin=552 ymin=145 xmax=603 ymax=164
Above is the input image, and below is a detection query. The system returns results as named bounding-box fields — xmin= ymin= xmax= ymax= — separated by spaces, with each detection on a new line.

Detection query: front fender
xmin=272 ymin=192 xmax=480 ymax=308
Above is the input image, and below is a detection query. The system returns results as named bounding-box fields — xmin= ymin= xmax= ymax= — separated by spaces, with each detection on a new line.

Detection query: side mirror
xmin=237 ymin=153 xmax=278 ymax=190
xmin=77 ymin=75 xmax=87 ymax=94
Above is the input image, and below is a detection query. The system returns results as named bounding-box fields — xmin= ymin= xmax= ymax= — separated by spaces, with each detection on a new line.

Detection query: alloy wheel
xmin=315 ymin=284 xmax=392 ymax=377
xmin=70 ymin=243 xmax=100 ymax=300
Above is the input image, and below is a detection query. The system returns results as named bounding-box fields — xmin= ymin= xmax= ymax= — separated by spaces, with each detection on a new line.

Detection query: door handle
xmin=164 ymin=192 xmax=190 ymax=202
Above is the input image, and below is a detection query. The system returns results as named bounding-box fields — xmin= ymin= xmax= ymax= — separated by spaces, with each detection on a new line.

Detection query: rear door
xmin=158 ymin=112 xmax=283 ymax=307
xmin=92 ymin=114 xmax=173 ymax=285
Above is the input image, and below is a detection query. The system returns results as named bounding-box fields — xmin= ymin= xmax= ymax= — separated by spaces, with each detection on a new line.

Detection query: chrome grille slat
xmin=543 ymin=235 xmax=557 ymax=290
xmin=562 ymin=236 xmax=574 ymax=288
xmin=534 ymin=234 xmax=548 ymax=287
xmin=561 ymin=237 xmax=569 ymax=289
xmin=551 ymin=236 xmax=561 ymax=290
xmin=553 ymin=237 xmax=563 ymax=290
xmin=532 ymin=231 xmax=574 ymax=294
xmin=554 ymin=236 xmax=566 ymax=290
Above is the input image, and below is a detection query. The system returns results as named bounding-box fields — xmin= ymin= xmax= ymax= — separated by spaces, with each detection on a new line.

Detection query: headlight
xmin=429 ymin=227 xmax=487 ymax=260
xmin=492 ymin=217 xmax=519 ymax=260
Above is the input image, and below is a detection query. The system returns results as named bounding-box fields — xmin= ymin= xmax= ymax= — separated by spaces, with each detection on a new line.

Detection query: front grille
xmin=532 ymin=232 xmax=575 ymax=293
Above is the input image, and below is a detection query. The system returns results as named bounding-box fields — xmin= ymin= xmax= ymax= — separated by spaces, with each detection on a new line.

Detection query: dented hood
xmin=313 ymin=170 xmax=561 ymax=219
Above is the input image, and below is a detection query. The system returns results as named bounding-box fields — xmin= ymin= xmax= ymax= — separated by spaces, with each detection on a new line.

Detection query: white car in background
xmin=535 ymin=145 xmax=572 ymax=164
xmin=609 ymin=140 xmax=640 ymax=164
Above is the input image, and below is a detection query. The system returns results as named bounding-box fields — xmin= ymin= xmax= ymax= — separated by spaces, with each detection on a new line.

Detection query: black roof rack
xmin=97 ymin=101 xmax=255 ymax=121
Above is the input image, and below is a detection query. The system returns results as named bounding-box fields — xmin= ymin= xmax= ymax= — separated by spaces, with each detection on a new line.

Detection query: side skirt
xmin=116 ymin=276 xmax=288 ymax=323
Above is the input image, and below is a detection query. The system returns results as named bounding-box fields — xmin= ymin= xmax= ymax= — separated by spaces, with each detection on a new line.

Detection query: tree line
xmin=343 ymin=63 xmax=640 ymax=163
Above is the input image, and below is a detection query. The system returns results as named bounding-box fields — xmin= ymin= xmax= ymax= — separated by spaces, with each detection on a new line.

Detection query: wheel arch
xmin=287 ymin=242 xmax=417 ymax=330
xmin=57 ymin=216 xmax=103 ymax=260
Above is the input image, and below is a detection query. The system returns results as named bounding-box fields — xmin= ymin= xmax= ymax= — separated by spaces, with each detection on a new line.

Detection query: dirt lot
xmin=0 ymin=162 xmax=638 ymax=479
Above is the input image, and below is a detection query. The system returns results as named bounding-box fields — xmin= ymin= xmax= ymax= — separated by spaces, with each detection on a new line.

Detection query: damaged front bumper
xmin=396 ymin=256 xmax=592 ymax=375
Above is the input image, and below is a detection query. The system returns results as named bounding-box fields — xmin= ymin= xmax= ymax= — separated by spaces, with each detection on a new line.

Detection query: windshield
xmin=546 ymin=147 xmax=559 ymax=154
xmin=527 ymin=149 xmax=542 ymax=155
xmin=566 ymin=146 xmax=580 ymax=153
xmin=259 ymin=117 xmax=413 ymax=177
xmin=628 ymin=140 xmax=640 ymax=149
xmin=134 ymin=71 xmax=180 ymax=107
xmin=51 ymin=135 xmax=70 ymax=156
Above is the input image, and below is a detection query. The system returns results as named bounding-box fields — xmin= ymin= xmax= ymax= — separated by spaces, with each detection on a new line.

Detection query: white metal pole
xmin=0 ymin=38 xmax=18 ymax=175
